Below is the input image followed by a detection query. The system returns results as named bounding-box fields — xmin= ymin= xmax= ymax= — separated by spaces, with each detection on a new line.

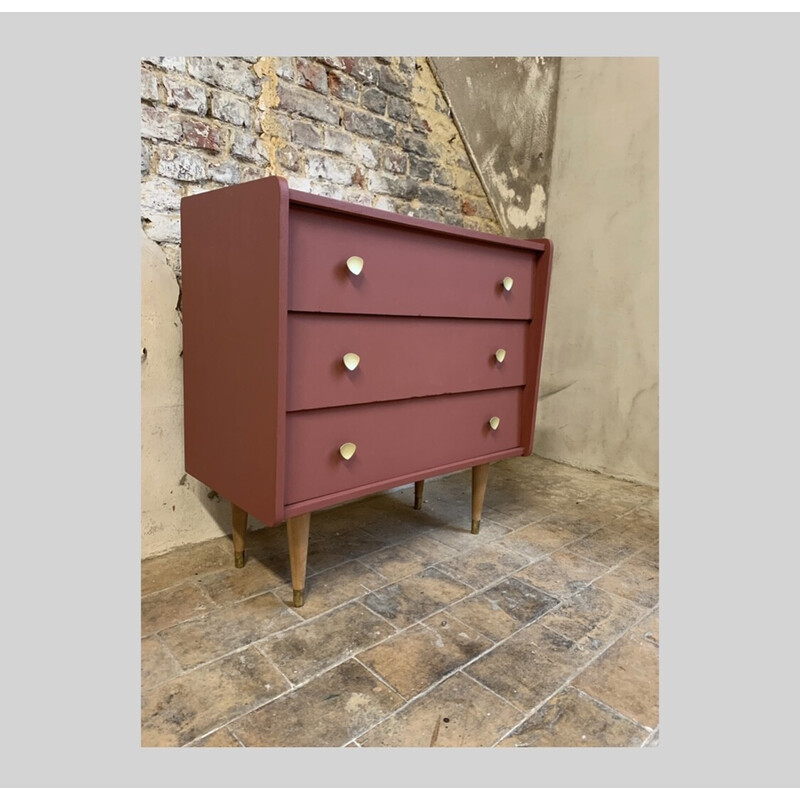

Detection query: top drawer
xmin=288 ymin=205 xmax=535 ymax=319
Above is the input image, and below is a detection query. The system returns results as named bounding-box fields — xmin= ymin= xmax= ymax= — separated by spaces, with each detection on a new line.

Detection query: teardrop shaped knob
xmin=502 ymin=276 xmax=514 ymax=291
xmin=339 ymin=442 xmax=357 ymax=460
xmin=346 ymin=256 xmax=364 ymax=276
xmin=489 ymin=416 xmax=501 ymax=430
xmin=342 ymin=352 xmax=361 ymax=371
xmin=495 ymin=348 xmax=506 ymax=363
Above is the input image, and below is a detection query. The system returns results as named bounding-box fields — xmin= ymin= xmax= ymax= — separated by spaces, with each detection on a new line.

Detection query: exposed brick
xmin=317 ymin=56 xmax=345 ymax=70
xmin=143 ymin=212 xmax=181 ymax=244
xmin=296 ymin=58 xmax=328 ymax=95
xmin=373 ymin=195 xmax=398 ymax=213
xmin=343 ymin=187 xmax=373 ymax=207
xmin=399 ymin=130 xmax=433 ymax=158
xmin=275 ymin=57 xmax=295 ymax=81
xmin=368 ymin=172 xmax=417 ymax=200
xmin=208 ymin=160 xmax=240 ymax=185
xmin=157 ymin=147 xmax=207 ymax=182
xmin=397 ymin=57 xmax=417 ymax=74
xmin=418 ymin=184 xmax=459 ymax=213
xmin=239 ymin=164 xmax=266 ymax=182
xmin=352 ymin=167 xmax=366 ymax=189
xmin=387 ymin=96 xmax=411 ymax=123
xmin=141 ymin=177 xmax=183 ymax=214
xmin=362 ymin=87 xmax=387 ymax=115
xmin=341 ymin=57 xmax=379 ymax=85
xmin=182 ymin=118 xmax=223 ymax=152
xmin=141 ymin=106 xmax=182 ymax=143
xmin=308 ymin=153 xmax=356 ymax=185
xmin=187 ymin=57 xmax=259 ymax=99
xmin=292 ymin=120 xmax=323 ymax=150
xmin=343 ymin=109 xmax=395 ymax=144
xmin=141 ymin=140 xmax=151 ymax=174
xmin=163 ymin=75 xmax=207 ymax=116
xmin=411 ymin=115 xmax=432 ymax=134
xmin=379 ymin=65 xmax=411 ymax=98
xmin=277 ymin=83 xmax=338 ymax=125
xmin=322 ymin=128 xmax=351 ymax=155
xmin=433 ymin=166 xmax=455 ymax=187
xmin=277 ymin=144 xmax=302 ymax=172
xmin=143 ymin=56 xmax=186 ymax=72
xmin=287 ymin=175 xmax=312 ymax=193
xmin=210 ymin=91 xmax=251 ymax=127
xmin=411 ymin=205 xmax=441 ymax=223
xmin=141 ymin=68 xmax=158 ymax=101
xmin=409 ymin=156 xmax=434 ymax=181
xmin=383 ymin=150 xmax=408 ymax=174
xmin=327 ymin=70 xmax=358 ymax=103
xmin=354 ymin=140 xmax=379 ymax=169
xmin=231 ymin=129 xmax=266 ymax=162
xmin=461 ymin=198 xmax=477 ymax=216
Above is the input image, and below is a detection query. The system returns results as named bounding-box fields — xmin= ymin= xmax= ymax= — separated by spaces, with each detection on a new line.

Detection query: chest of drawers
xmin=181 ymin=176 xmax=553 ymax=607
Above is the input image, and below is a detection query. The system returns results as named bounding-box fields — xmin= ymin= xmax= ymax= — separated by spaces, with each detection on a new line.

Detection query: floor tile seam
xmin=349 ymin=624 xmax=544 ymax=746
xmin=484 ymin=619 xmax=653 ymax=747
xmin=642 ymin=726 xmax=659 ymax=747
xmin=483 ymin=600 xmax=660 ymax=740
xmin=351 ymin=654 xmax=412 ymax=703
xmin=568 ymin=685 xmax=656 ymax=735
xmin=359 ymin=565 xmax=565 ymax=636
xmin=140 ymin=582 xmax=244 ymax=638
xmin=142 ymin=631 xmax=186 ymax=691
xmin=144 ymin=585 xmax=305 ymax=641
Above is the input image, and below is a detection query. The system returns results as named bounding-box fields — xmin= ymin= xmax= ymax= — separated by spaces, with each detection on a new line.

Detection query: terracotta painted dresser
xmin=181 ymin=176 xmax=553 ymax=607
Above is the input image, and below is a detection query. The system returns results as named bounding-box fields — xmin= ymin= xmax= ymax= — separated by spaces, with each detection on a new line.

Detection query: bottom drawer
xmin=285 ymin=388 xmax=522 ymax=505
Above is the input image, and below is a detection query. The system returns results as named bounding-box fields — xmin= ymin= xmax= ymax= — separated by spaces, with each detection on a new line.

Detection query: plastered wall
xmin=534 ymin=57 xmax=659 ymax=485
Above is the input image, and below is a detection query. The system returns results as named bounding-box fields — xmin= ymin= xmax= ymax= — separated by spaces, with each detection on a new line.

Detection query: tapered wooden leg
xmin=414 ymin=480 xmax=425 ymax=510
xmin=471 ymin=463 xmax=490 ymax=534
xmin=287 ymin=513 xmax=311 ymax=608
xmin=231 ymin=503 xmax=247 ymax=568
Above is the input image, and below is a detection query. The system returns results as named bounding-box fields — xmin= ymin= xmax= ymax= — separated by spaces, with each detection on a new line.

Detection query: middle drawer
xmin=287 ymin=313 xmax=528 ymax=411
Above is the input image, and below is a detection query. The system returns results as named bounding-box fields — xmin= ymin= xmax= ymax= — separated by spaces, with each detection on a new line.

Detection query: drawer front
xmin=285 ymin=388 xmax=522 ymax=505
xmin=287 ymin=313 xmax=528 ymax=411
xmin=288 ymin=206 xmax=534 ymax=319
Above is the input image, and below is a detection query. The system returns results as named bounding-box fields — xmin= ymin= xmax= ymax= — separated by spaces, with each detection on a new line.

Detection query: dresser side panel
xmin=521 ymin=238 xmax=554 ymax=455
xmin=181 ymin=177 xmax=288 ymax=526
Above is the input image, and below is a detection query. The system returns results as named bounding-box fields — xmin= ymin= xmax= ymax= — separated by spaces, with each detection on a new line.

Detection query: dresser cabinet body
xmin=181 ymin=176 xmax=553 ymax=604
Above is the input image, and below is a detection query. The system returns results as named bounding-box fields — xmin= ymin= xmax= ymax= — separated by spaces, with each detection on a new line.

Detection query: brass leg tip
xmin=471 ymin=520 xmax=481 ymax=535
xmin=234 ymin=552 xmax=245 ymax=569
xmin=293 ymin=589 xmax=304 ymax=608
xmin=414 ymin=499 xmax=422 ymax=510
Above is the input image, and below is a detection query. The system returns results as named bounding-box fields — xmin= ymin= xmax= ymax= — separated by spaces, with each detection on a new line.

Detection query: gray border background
xmin=1 ymin=11 xmax=797 ymax=789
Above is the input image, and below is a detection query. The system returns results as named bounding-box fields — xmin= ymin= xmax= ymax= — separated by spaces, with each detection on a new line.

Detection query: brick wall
xmin=140 ymin=56 xmax=501 ymax=275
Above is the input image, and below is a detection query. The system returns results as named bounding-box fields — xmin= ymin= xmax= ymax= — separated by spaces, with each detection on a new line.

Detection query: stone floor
xmin=141 ymin=454 xmax=659 ymax=748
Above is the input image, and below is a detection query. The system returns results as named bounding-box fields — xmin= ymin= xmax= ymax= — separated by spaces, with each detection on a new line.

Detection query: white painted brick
xmin=157 ymin=148 xmax=207 ymax=182
xmin=141 ymin=177 xmax=183 ymax=214
xmin=143 ymin=213 xmax=181 ymax=244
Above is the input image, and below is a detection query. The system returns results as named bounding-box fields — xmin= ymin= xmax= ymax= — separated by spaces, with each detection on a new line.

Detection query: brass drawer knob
xmin=502 ymin=276 xmax=514 ymax=291
xmin=495 ymin=348 xmax=506 ymax=363
xmin=489 ymin=416 xmax=501 ymax=430
xmin=339 ymin=442 xmax=357 ymax=460
xmin=342 ymin=352 xmax=361 ymax=371
xmin=346 ymin=256 xmax=364 ymax=276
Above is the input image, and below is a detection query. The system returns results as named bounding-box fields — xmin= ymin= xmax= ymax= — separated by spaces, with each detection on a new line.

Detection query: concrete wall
xmin=534 ymin=57 xmax=659 ymax=485
xmin=430 ymin=57 xmax=560 ymax=239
